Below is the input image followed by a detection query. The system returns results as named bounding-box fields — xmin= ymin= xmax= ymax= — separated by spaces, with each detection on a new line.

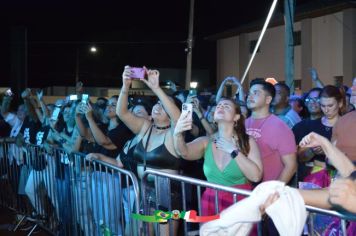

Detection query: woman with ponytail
xmin=173 ymin=98 xmax=262 ymax=216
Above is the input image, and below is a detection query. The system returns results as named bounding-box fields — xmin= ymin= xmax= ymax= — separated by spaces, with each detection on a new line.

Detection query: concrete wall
xmin=217 ymin=36 xmax=240 ymax=85
xmin=311 ymin=12 xmax=343 ymax=86
xmin=216 ymin=9 xmax=355 ymax=92
xmin=248 ymin=22 xmax=301 ymax=83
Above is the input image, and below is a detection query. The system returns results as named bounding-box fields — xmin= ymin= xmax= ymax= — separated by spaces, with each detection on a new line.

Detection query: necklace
xmin=153 ymin=124 xmax=171 ymax=130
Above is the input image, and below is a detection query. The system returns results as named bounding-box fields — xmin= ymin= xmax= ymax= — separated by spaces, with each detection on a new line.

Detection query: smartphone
xmin=131 ymin=67 xmax=145 ymax=79
xmin=81 ymin=94 xmax=89 ymax=104
xmin=69 ymin=94 xmax=78 ymax=101
xmin=189 ymin=89 xmax=197 ymax=97
xmin=182 ymin=103 xmax=193 ymax=121
xmin=51 ymin=107 xmax=61 ymax=121
xmin=5 ymin=88 xmax=13 ymax=96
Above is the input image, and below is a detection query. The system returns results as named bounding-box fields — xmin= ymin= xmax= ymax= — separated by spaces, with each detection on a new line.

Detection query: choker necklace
xmin=154 ymin=124 xmax=171 ymax=130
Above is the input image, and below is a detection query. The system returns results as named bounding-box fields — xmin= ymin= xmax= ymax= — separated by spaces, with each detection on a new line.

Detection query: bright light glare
xmin=265 ymin=77 xmax=278 ymax=85
xmin=190 ymin=81 xmax=198 ymax=89
xmin=90 ymin=47 xmax=97 ymax=53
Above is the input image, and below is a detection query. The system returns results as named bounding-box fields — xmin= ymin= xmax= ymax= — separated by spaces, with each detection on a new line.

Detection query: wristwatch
xmin=230 ymin=149 xmax=239 ymax=159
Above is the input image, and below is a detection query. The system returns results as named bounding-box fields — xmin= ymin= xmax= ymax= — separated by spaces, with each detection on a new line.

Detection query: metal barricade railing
xmin=0 ymin=139 xmax=141 ymax=236
xmin=141 ymin=169 xmax=254 ymax=236
xmin=69 ymin=151 xmax=141 ymax=236
xmin=141 ymin=169 xmax=356 ymax=236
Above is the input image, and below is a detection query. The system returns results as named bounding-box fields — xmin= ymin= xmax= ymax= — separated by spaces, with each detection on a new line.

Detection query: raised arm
xmin=74 ymin=103 xmax=92 ymax=140
xmin=22 ymin=89 xmax=38 ymax=122
xmin=173 ymin=112 xmax=208 ymax=160
xmin=300 ymin=132 xmax=355 ymax=177
xmin=192 ymin=97 xmax=214 ymax=136
xmin=1 ymin=94 xmax=12 ymax=118
xmin=116 ymin=66 xmax=146 ymax=134
xmin=215 ymin=77 xmax=230 ymax=104
xmin=141 ymin=68 xmax=181 ymax=123
xmin=36 ymin=90 xmax=50 ymax=120
xmin=310 ymin=68 xmax=324 ymax=89
xmin=82 ymin=103 xmax=116 ymax=149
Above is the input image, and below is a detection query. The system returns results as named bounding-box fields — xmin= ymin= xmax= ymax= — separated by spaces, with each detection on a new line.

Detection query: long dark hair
xmin=220 ymin=98 xmax=250 ymax=156
xmin=320 ymin=85 xmax=346 ymax=115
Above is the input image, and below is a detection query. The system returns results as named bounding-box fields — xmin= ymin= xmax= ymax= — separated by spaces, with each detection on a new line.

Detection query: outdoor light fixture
xmin=90 ymin=46 xmax=97 ymax=53
xmin=190 ymin=81 xmax=198 ymax=89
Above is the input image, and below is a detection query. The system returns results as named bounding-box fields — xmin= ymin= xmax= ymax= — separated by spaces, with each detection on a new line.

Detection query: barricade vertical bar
xmin=167 ymin=178 xmax=173 ymax=236
xmin=197 ymin=186 xmax=201 ymax=216
xmin=83 ymin=154 xmax=91 ymax=236
xmin=309 ymin=213 xmax=315 ymax=235
xmin=92 ymin=161 xmax=99 ymax=235
xmin=341 ymin=219 xmax=347 ymax=236
xmin=69 ymin=152 xmax=78 ymax=235
xmin=154 ymin=175 xmax=159 ymax=236
xmin=181 ymin=182 xmax=188 ymax=236
xmin=106 ymin=166 xmax=114 ymax=235
xmin=112 ymin=169 xmax=118 ymax=233
xmin=214 ymin=189 xmax=219 ymax=214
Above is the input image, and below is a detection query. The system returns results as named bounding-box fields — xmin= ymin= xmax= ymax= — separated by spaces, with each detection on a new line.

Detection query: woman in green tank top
xmin=173 ymin=98 xmax=263 ymax=216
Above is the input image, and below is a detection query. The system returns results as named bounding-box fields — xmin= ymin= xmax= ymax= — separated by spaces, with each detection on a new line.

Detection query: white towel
xmin=200 ymin=181 xmax=307 ymax=236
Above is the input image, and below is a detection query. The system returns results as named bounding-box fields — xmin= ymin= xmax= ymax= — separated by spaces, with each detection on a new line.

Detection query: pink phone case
xmin=131 ymin=67 xmax=145 ymax=79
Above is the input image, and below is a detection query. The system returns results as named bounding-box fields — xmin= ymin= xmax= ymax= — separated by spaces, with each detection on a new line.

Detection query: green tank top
xmin=203 ymin=141 xmax=247 ymax=186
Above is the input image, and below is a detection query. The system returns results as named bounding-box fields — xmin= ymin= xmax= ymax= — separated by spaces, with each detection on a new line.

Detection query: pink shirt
xmin=245 ymin=114 xmax=297 ymax=181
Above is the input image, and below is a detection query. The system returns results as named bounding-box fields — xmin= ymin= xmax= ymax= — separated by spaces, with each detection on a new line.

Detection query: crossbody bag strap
xmin=143 ymin=125 xmax=154 ymax=171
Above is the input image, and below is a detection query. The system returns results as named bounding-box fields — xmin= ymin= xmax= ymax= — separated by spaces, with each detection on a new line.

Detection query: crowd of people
xmin=0 ymin=66 xmax=355 ymax=235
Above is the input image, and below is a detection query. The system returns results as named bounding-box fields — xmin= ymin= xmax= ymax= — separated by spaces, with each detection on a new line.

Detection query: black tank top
xmin=133 ymin=125 xmax=180 ymax=170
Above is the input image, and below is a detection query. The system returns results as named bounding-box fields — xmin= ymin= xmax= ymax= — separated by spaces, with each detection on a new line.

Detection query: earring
xmin=234 ymin=121 xmax=237 ymax=127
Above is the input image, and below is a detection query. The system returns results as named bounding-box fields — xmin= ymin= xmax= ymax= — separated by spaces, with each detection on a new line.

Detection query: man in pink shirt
xmin=246 ymin=79 xmax=297 ymax=183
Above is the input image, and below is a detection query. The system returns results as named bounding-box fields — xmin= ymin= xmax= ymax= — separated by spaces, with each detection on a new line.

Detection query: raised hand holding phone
xmin=174 ymin=103 xmax=193 ymax=136
xmin=181 ymin=103 xmax=193 ymax=121
xmin=36 ymin=89 xmax=43 ymax=101
xmin=141 ymin=67 xmax=160 ymax=90
xmin=51 ymin=107 xmax=61 ymax=121
xmin=5 ymin=88 xmax=13 ymax=97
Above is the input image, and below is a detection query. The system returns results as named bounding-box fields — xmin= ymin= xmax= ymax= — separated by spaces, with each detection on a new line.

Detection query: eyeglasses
xmin=305 ymin=97 xmax=320 ymax=103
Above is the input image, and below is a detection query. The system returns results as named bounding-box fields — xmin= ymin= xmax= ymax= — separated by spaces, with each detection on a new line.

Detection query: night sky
xmin=0 ymin=0 xmax=315 ymax=89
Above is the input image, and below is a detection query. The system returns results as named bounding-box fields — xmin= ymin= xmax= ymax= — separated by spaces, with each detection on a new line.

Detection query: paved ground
xmin=0 ymin=207 xmax=51 ymax=236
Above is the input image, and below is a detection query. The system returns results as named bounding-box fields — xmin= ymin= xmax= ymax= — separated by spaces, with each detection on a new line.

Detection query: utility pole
xmin=185 ymin=0 xmax=195 ymax=90
xmin=75 ymin=48 xmax=79 ymax=84
xmin=284 ymin=0 xmax=295 ymax=93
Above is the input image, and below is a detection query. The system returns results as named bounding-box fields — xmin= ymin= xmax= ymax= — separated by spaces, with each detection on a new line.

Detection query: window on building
xmin=249 ymin=40 xmax=260 ymax=54
xmin=293 ymin=31 xmax=301 ymax=46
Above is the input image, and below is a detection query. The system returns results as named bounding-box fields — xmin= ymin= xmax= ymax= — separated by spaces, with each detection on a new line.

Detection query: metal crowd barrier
xmin=0 ymin=139 xmax=141 ymax=236
xmin=69 ymin=151 xmax=141 ymax=236
xmin=141 ymin=169 xmax=254 ymax=236
xmin=141 ymin=169 xmax=356 ymax=236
